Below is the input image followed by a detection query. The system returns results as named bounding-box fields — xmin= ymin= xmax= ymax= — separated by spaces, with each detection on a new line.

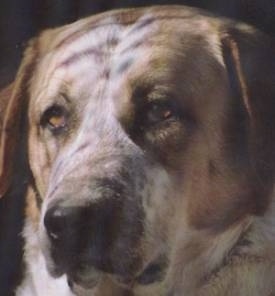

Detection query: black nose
xmin=43 ymin=201 xmax=122 ymax=274
xmin=44 ymin=205 xmax=82 ymax=242
xmin=43 ymin=196 xmax=144 ymax=282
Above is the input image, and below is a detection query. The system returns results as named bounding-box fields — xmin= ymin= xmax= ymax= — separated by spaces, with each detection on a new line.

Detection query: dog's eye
xmin=146 ymin=101 xmax=177 ymax=125
xmin=41 ymin=105 xmax=68 ymax=134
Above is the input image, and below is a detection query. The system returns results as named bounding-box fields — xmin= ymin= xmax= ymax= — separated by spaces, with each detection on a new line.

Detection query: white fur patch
xmin=16 ymin=219 xmax=74 ymax=296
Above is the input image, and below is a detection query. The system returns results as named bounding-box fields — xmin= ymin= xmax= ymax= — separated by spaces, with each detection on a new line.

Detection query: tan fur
xmin=1 ymin=6 xmax=275 ymax=296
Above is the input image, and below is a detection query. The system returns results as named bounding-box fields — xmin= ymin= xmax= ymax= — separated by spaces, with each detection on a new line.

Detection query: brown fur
xmin=1 ymin=6 xmax=275 ymax=296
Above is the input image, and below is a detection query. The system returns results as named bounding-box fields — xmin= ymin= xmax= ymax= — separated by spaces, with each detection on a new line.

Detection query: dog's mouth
xmin=66 ymin=257 xmax=167 ymax=292
xmin=135 ymin=258 xmax=167 ymax=285
xmin=67 ymin=270 xmax=101 ymax=292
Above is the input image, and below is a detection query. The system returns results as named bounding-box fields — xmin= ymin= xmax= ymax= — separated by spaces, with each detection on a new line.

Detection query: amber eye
xmin=41 ymin=105 xmax=68 ymax=134
xmin=146 ymin=101 xmax=177 ymax=125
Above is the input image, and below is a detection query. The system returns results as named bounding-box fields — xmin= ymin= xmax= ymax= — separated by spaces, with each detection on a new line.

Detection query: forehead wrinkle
xmin=38 ymin=22 xmax=156 ymax=108
xmin=34 ymin=13 xmax=164 ymax=107
xmin=109 ymin=21 xmax=160 ymax=80
xmin=30 ymin=72 xmax=72 ymax=122
xmin=116 ymin=16 xmax=159 ymax=54
xmin=53 ymin=11 xmax=146 ymax=50
xmin=32 ymin=11 xmax=211 ymax=123
xmin=34 ymin=70 xmax=67 ymax=101
xmin=30 ymin=48 xmax=71 ymax=104
xmin=54 ymin=20 xmax=121 ymax=50
xmin=53 ymin=22 xmax=124 ymax=67
xmin=58 ymin=47 xmax=105 ymax=68
xmin=53 ymin=12 xmax=159 ymax=71
xmin=33 ymin=44 xmax=107 ymax=107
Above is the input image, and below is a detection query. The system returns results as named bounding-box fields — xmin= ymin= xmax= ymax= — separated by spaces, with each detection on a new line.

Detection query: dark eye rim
xmin=144 ymin=99 xmax=180 ymax=126
xmin=40 ymin=104 xmax=69 ymax=135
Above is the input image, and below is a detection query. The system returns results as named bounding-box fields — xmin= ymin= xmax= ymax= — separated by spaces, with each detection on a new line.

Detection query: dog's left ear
xmin=0 ymin=42 xmax=37 ymax=198
xmin=221 ymin=23 xmax=275 ymax=213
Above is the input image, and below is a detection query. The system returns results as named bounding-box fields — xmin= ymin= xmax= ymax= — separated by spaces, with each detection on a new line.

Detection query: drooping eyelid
xmin=130 ymin=84 xmax=180 ymax=127
xmin=146 ymin=92 xmax=195 ymax=127
xmin=146 ymin=90 xmax=180 ymax=115
xmin=147 ymin=96 xmax=177 ymax=109
xmin=132 ymin=83 xmax=178 ymax=109
xmin=35 ymin=93 xmax=72 ymax=124
xmin=147 ymin=87 xmax=177 ymax=103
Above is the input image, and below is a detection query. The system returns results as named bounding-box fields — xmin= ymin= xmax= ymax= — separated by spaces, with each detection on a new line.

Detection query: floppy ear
xmin=220 ymin=24 xmax=275 ymax=214
xmin=167 ymin=26 xmax=275 ymax=295
xmin=0 ymin=41 xmax=38 ymax=198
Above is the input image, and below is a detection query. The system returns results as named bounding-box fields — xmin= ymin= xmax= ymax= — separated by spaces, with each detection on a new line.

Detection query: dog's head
xmin=1 ymin=6 xmax=275 ymax=294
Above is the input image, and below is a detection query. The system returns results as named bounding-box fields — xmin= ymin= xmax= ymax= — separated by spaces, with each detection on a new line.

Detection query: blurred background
xmin=1 ymin=0 xmax=275 ymax=295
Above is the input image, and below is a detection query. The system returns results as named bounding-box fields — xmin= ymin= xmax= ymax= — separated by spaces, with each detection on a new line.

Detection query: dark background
xmin=1 ymin=0 xmax=275 ymax=295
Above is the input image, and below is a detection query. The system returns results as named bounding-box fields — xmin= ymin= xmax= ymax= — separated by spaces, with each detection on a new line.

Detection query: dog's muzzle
xmin=43 ymin=177 xmax=167 ymax=290
xmin=42 ymin=171 xmax=168 ymax=291
xmin=43 ymin=176 xmax=145 ymax=288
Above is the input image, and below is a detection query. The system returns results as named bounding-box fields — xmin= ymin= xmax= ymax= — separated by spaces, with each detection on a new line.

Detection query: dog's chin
xmin=46 ymin=253 xmax=167 ymax=292
xmin=112 ymin=257 xmax=168 ymax=289
xmin=44 ymin=258 xmax=101 ymax=291
xmin=67 ymin=271 xmax=101 ymax=292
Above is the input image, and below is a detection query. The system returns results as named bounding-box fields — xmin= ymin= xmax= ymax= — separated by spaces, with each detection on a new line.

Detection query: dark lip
xmin=61 ymin=257 xmax=167 ymax=291
xmin=46 ymin=259 xmax=66 ymax=278
xmin=112 ymin=274 xmax=135 ymax=288
xmin=111 ymin=258 xmax=167 ymax=288
xmin=135 ymin=258 xmax=167 ymax=285
xmin=66 ymin=266 xmax=102 ymax=291
xmin=67 ymin=274 xmax=100 ymax=291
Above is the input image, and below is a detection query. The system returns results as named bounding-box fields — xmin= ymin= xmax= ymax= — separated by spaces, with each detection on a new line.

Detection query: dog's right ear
xmin=0 ymin=41 xmax=38 ymax=198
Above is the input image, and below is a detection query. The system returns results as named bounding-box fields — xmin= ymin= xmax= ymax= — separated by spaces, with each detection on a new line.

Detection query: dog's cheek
xmin=141 ymin=167 xmax=176 ymax=260
xmin=28 ymin=128 xmax=54 ymax=198
xmin=182 ymin=150 xmax=253 ymax=232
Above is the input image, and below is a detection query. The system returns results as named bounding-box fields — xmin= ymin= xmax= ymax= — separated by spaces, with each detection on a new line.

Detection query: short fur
xmin=1 ymin=6 xmax=275 ymax=296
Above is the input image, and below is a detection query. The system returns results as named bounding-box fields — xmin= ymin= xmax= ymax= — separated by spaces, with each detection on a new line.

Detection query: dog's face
xmin=28 ymin=11 xmax=195 ymax=288
xmin=1 ymin=6 xmax=275 ymax=295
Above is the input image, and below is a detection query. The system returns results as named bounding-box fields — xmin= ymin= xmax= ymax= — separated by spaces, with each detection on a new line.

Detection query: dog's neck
xmin=166 ymin=195 xmax=275 ymax=296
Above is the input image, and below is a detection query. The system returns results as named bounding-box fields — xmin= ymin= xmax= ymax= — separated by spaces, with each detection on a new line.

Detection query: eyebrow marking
xmin=114 ymin=57 xmax=134 ymax=76
xmin=58 ymin=47 xmax=104 ymax=68
xmin=119 ymin=39 xmax=156 ymax=56
xmin=55 ymin=19 xmax=135 ymax=50
xmin=129 ymin=16 xmax=155 ymax=34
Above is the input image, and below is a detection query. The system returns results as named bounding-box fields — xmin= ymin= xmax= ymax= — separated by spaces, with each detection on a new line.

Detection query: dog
xmin=1 ymin=5 xmax=275 ymax=296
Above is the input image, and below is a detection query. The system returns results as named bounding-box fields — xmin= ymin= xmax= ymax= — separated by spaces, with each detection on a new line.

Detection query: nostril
xmin=44 ymin=206 xmax=70 ymax=241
